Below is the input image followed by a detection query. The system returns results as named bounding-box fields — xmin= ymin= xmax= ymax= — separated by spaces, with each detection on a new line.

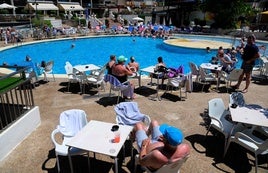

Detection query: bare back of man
xmin=141 ymin=140 xmax=189 ymax=170
xmin=128 ymin=62 xmax=139 ymax=72
xmin=112 ymin=64 xmax=133 ymax=77
xmin=136 ymin=120 xmax=190 ymax=171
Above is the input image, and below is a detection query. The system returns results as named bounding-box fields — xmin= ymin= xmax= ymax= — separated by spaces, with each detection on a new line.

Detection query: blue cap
xmin=159 ymin=124 xmax=184 ymax=146
xmin=117 ymin=55 xmax=127 ymax=63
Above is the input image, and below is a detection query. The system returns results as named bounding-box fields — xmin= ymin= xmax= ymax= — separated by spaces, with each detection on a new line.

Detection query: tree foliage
xmin=201 ymin=0 xmax=258 ymax=29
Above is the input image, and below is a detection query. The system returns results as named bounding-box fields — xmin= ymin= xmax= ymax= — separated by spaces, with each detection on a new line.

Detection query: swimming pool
xmin=0 ymin=35 xmax=266 ymax=74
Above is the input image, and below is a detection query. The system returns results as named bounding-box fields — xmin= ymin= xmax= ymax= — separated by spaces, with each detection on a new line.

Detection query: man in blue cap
xmin=134 ymin=120 xmax=190 ymax=171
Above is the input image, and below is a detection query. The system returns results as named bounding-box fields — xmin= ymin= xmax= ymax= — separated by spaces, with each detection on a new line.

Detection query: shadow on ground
xmin=134 ymin=86 xmax=157 ymax=97
xmin=42 ymin=140 xmax=136 ymax=173
xmin=58 ymin=82 xmax=99 ymax=96
xmin=96 ymin=96 xmax=130 ymax=106
xmin=188 ymin=109 xmax=268 ymax=173
xmin=160 ymin=92 xmax=185 ymax=102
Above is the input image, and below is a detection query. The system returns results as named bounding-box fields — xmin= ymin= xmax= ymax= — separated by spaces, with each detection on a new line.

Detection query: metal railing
xmin=0 ymin=66 xmax=34 ymax=132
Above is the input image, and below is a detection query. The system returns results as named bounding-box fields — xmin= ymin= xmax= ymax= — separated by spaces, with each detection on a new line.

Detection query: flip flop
xmin=242 ymin=89 xmax=248 ymax=93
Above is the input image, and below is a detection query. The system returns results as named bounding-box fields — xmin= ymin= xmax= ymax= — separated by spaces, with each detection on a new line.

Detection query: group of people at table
xmin=106 ymin=34 xmax=260 ymax=100
xmin=105 ymin=54 xmax=171 ymax=99
xmin=94 ymin=56 xmax=191 ymax=171
xmin=207 ymin=34 xmax=260 ymax=93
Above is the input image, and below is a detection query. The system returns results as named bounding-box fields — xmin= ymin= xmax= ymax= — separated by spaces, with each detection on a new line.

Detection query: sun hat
xmin=118 ymin=55 xmax=127 ymax=63
xmin=159 ymin=124 xmax=184 ymax=146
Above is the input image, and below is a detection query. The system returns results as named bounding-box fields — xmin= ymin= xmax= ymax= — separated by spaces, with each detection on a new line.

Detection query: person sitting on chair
xmin=127 ymin=56 xmax=140 ymax=77
xmin=134 ymin=119 xmax=190 ymax=172
xmin=112 ymin=55 xmax=135 ymax=99
xmin=127 ymin=56 xmax=139 ymax=72
xmin=218 ymin=49 xmax=235 ymax=73
xmin=106 ymin=55 xmax=116 ymax=75
xmin=150 ymin=56 xmax=167 ymax=85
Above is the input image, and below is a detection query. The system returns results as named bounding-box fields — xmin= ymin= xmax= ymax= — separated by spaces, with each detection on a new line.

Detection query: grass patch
xmin=0 ymin=77 xmax=26 ymax=93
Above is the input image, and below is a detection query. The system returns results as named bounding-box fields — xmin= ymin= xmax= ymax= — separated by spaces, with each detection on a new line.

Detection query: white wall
xmin=0 ymin=106 xmax=41 ymax=162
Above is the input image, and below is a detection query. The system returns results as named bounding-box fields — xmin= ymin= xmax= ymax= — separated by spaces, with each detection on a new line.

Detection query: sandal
xmin=242 ymin=88 xmax=248 ymax=93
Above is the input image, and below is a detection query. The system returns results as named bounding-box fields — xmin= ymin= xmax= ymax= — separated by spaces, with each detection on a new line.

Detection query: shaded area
xmin=58 ymin=82 xmax=99 ymax=96
xmin=160 ymin=92 xmax=184 ymax=102
xmin=193 ymin=109 xmax=268 ymax=173
xmin=134 ymin=86 xmax=157 ymax=97
xmin=185 ymin=134 xmax=253 ymax=173
xmin=192 ymin=82 xmax=211 ymax=92
xmin=252 ymin=75 xmax=268 ymax=85
xmin=42 ymin=140 xmax=135 ymax=173
xmin=96 ymin=96 xmax=131 ymax=107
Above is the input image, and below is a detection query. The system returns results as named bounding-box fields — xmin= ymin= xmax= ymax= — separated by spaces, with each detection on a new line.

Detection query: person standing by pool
xmin=106 ymin=55 xmax=116 ymax=74
xmin=112 ymin=55 xmax=135 ymax=99
xmin=233 ymin=34 xmax=260 ymax=93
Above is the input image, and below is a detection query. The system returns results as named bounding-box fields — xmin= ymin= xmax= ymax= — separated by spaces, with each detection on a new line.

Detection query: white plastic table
xmin=73 ymin=64 xmax=100 ymax=73
xmin=200 ymin=63 xmax=222 ymax=90
xmin=66 ymin=120 xmax=133 ymax=173
xmin=229 ymin=104 xmax=268 ymax=127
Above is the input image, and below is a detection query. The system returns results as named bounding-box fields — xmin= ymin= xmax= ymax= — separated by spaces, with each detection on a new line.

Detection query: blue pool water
xmin=0 ymin=35 xmax=266 ymax=74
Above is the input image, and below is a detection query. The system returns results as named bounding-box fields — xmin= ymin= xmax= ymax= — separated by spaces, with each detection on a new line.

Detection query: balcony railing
xmin=0 ymin=66 xmax=34 ymax=132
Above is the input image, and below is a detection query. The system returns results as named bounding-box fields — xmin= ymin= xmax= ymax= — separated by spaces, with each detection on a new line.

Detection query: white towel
xmin=57 ymin=109 xmax=87 ymax=137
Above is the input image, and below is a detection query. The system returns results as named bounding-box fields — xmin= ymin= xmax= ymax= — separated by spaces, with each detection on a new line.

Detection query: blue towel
xmin=104 ymin=74 xmax=121 ymax=87
xmin=115 ymin=102 xmax=145 ymax=126
xmin=104 ymin=74 xmax=134 ymax=98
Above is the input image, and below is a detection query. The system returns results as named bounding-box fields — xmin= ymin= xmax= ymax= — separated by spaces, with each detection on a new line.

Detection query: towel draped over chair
xmin=115 ymin=102 xmax=145 ymax=126
xmin=57 ymin=109 xmax=88 ymax=137
xmin=104 ymin=74 xmax=134 ymax=99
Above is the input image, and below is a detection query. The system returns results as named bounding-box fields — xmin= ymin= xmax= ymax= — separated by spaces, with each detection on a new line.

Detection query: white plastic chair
xmin=165 ymin=75 xmax=188 ymax=99
xmin=221 ymin=69 xmax=243 ymax=91
xmin=43 ymin=60 xmax=55 ymax=81
xmin=199 ymin=67 xmax=217 ymax=91
xmin=206 ymin=98 xmax=236 ymax=153
xmin=128 ymin=70 xmax=141 ymax=87
xmin=51 ymin=129 xmax=89 ymax=173
xmin=104 ymin=74 xmax=133 ymax=104
xmin=86 ymin=65 xmax=106 ymax=96
xmin=51 ymin=109 xmax=88 ymax=172
xmin=64 ymin=62 xmax=80 ymax=92
xmin=134 ymin=154 xmax=189 ymax=173
xmin=224 ymin=126 xmax=268 ymax=173
xmin=90 ymin=64 xmax=106 ymax=77
xmin=189 ymin=62 xmax=200 ymax=81
xmin=259 ymin=57 xmax=268 ymax=77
